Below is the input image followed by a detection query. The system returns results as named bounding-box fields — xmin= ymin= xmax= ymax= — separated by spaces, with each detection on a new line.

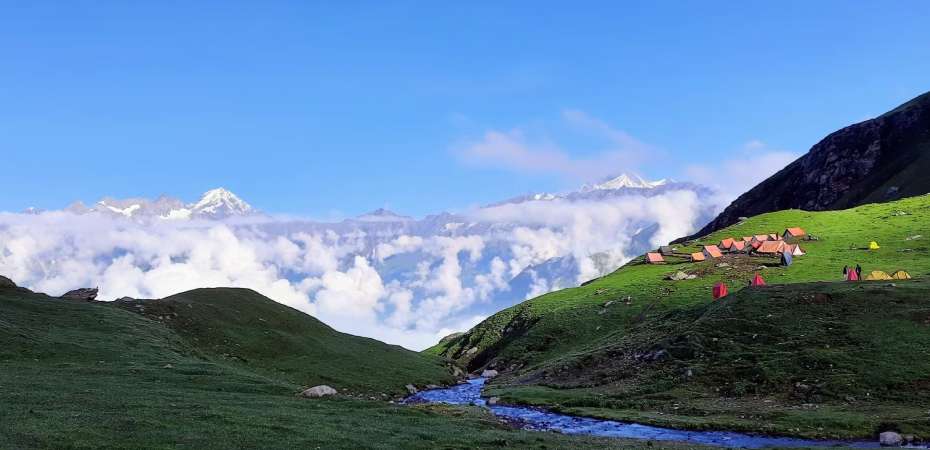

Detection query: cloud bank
xmin=0 ymin=187 xmax=716 ymax=350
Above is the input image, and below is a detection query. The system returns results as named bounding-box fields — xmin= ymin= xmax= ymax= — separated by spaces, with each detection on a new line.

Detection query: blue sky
xmin=2 ymin=1 xmax=929 ymax=217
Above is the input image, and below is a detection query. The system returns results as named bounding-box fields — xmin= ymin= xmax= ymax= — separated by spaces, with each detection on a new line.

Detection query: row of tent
xmin=713 ymin=269 xmax=912 ymax=299
xmin=846 ymin=270 xmax=911 ymax=281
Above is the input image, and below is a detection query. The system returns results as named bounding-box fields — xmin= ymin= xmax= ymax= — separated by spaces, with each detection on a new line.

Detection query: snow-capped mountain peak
xmin=582 ymin=173 xmax=667 ymax=191
xmin=355 ymin=208 xmax=413 ymax=222
xmin=190 ymin=188 xmax=253 ymax=218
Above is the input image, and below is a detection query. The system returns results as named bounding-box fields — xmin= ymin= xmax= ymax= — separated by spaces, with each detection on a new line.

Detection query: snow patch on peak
xmin=191 ymin=188 xmax=253 ymax=218
xmin=355 ymin=208 xmax=413 ymax=222
xmin=582 ymin=173 xmax=667 ymax=191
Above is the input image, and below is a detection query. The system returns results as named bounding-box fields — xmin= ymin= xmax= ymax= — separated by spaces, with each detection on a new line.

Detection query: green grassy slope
xmin=429 ymin=194 xmax=930 ymax=439
xmin=114 ymin=288 xmax=455 ymax=395
xmin=1 ymin=284 xmax=701 ymax=449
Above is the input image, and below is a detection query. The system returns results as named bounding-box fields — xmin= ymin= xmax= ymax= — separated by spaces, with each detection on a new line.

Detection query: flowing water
xmin=404 ymin=378 xmax=886 ymax=448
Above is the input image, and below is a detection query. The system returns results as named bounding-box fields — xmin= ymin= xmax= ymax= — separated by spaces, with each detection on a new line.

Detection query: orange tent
xmin=751 ymin=273 xmax=766 ymax=286
xmin=712 ymin=282 xmax=728 ymax=299
xmin=846 ymin=270 xmax=859 ymax=281
xmin=690 ymin=252 xmax=706 ymax=262
xmin=645 ymin=252 xmax=665 ymax=264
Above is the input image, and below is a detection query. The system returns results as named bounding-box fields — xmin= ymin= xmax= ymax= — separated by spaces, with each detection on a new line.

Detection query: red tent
xmin=751 ymin=273 xmax=766 ymax=286
xmin=712 ymin=282 xmax=728 ymax=299
xmin=846 ymin=270 xmax=859 ymax=281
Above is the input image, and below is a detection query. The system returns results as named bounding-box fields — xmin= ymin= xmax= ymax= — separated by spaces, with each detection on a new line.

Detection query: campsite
xmin=643 ymin=223 xmax=915 ymax=298
xmin=433 ymin=195 xmax=930 ymax=442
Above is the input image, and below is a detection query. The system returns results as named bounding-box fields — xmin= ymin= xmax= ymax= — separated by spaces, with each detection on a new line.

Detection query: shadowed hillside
xmin=1 ymin=281 xmax=674 ymax=449
xmin=114 ymin=288 xmax=457 ymax=394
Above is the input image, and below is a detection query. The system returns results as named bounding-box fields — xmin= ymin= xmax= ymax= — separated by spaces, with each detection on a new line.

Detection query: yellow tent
xmin=864 ymin=270 xmax=892 ymax=281
xmin=891 ymin=270 xmax=912 ymax=280
xmin=868 ymin=241 xmax=880 ymax=250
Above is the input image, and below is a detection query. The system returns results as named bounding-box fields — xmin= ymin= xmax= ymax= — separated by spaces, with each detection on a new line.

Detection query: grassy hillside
xmin=114 ymin=288 xmax=455 ymax=395
xmin=430 ymin=194 xmax=930 ymax=439
xmin=1 ymin=283 xmax=697 ymax=449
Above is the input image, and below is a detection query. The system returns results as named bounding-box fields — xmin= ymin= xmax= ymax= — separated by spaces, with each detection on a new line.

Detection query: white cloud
xmin=684 ymin=140 xmax=799 ymax=203
xmin=457 ymin=110 xmax=654 ymax=181
xmin=0 ymin=181 xmax=715 ymax=351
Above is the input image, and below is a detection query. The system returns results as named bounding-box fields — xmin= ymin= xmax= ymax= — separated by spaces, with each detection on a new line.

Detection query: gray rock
xmin=301 ymin=385 xmax=338 ymax=398
xmin=465 ymin=347 xmax=478 ymax=356
xmin=667 ymin=271 xmax=690 ymax=281
xmin=0 ymin=275 xmax=16 ymax=288
xmin=450 ymin=366 xmax=465 ymax=378
xmin=487 ymin=396 xmax=500 ymax=405
xmin=405 ymin=384 xmax=418 ymax=394
xmin=715 ymin=263 xmax=730 ymax=268
xmin=61 ymin=287 xmax=98 ymax=301
xmin=426 ymin=384 xmax=440 ymax=390
xmin=481 ymin=369 xmax=499 ymax=378
xmin=879 ymin=431 xmax=902 ymax=447
xmin=438 ymin=332 xmax=464 ymax=344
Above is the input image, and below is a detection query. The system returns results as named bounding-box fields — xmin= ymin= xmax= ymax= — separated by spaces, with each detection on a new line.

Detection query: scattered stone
xmin=603 ymin=300 xmax=614 ymax=307
xmin=0 ymin=275 xmax=17 ymax=288
xmin=487 ymin=396 xmax=500 ymax=405
xmin=426 ymin=384 xmax=440 ymax=390
xmin=887 ymin=283 xmax=897 ymax=288
xmin=301 ymin=385 xmax=338 ymax=398
xmin=715 ymin=263 xmax=730 ymax=268
xmin=405 ymin=384 xmax=418 ymax=394
xmin=162 ymin=364 xmax=174 ymax=369
xmin=450 ymin=366 xmax=465 ymax=378
xmin=667 ymin=271 xmax=690 ymax=281
xmin=61 ymin=287 xmax=98 ymax=301
xmin=906 ymin=234 xmax=922 ymax=241
xmin=879 ymin=431 xmax=903 ymax=447
xmin=686 ymin=274 xmax=697 ymax=280
xmin=481 ymin=369 xmax=499 ymax=378
xmin=466 ymin=347 xmax=478 ymax=356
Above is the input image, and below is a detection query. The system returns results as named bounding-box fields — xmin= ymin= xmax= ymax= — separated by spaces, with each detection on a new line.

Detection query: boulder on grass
xmin=481 ymin=369 xmax=499 ymax=378
xmin=879 ymin=431 xmax=903 ymax=447
xmin=405 ymin=384 xmax=418 ymax=394
xmin=301 ymin=385 xmax=338 ymax=398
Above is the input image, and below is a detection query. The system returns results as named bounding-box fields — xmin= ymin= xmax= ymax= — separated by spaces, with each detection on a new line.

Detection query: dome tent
xmin=864 ymin=270 xmax=893 ymax=281
xmin=891 ymin=270 xmax=912 ymax=280
xmin=868 ymin=241 xmax=881 ymax=250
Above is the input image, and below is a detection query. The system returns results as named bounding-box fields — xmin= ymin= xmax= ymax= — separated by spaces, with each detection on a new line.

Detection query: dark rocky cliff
xmin=685 ymin=91 xmax=930 ymax=240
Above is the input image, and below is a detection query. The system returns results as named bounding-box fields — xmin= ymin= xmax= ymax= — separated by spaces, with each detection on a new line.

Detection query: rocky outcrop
xmin=438 ymin=332 xmax=464 ymax=344
xmin=301 ymin=385 xmax=338 ymax=398
xmin=61 ymin=288 xmax=99 ymax=301
xmin=686 ymin=91 xmax=930 ymax=240
xmin=480 ymin=369 xmax=499 ymax=378
xmin=0 ymin=275 xmax=16 ymax=289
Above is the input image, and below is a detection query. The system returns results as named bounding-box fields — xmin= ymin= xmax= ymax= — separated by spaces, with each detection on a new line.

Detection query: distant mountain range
xmin=690 ymin=90 xmax=930 ymax=239
xmin=16 ymin=175 xmax=718 ymax=342
xmin=49 ymin=188 xmax=255 ymax=220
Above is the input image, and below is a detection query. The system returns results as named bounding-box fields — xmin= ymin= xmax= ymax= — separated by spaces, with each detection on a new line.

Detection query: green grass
xmin=431 ymin=194 xmax=930 ymax=439
xmin=1 ymin=284 xmax=715 ymax=449
xmin=113 ymin=288 xmax=456 ymax=396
